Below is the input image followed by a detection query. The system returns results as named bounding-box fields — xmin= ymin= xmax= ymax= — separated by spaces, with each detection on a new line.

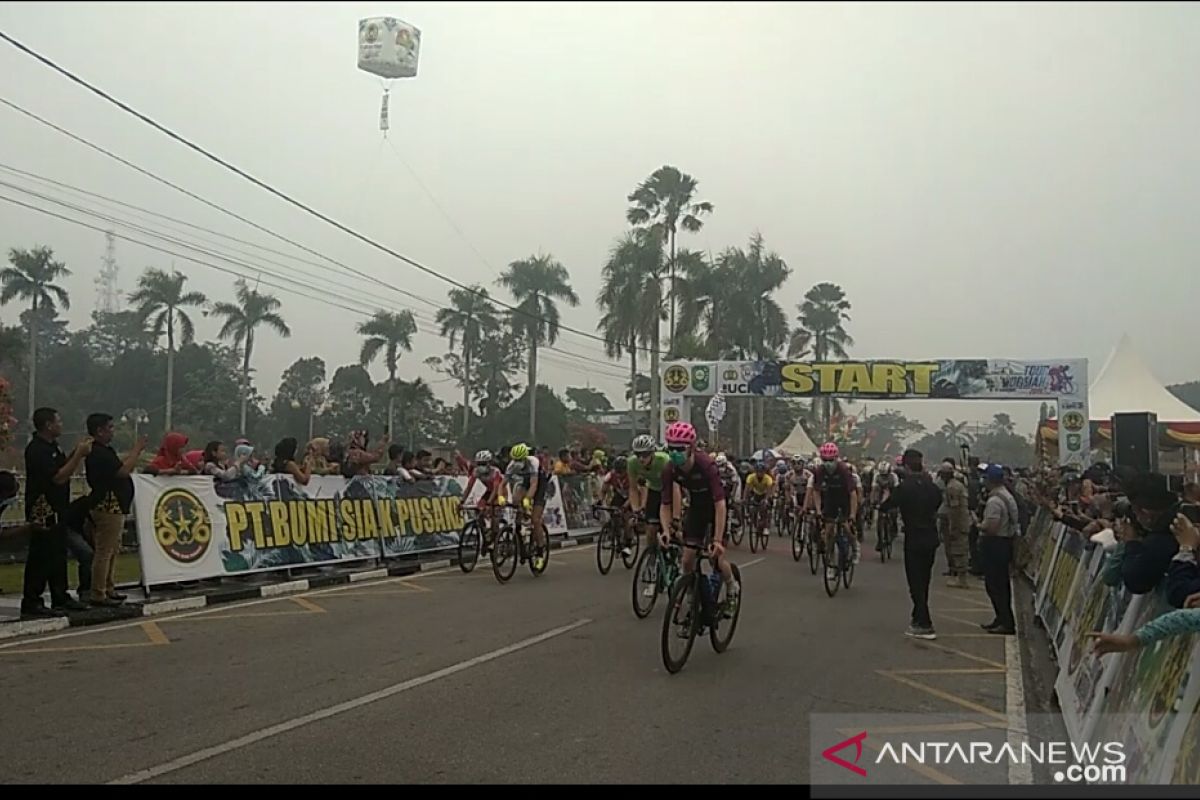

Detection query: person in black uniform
xmin=879 ymin=448 xmax=944 ymax=640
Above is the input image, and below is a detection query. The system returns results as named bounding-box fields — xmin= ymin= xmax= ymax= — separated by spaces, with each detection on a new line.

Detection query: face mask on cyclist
xmin=823 ymin=459 xmax=838 ymax=472
xmin=668 ymin=446 xmax=688 ymax=466
xmin=474 ymin=466 xmax=491 ymax=479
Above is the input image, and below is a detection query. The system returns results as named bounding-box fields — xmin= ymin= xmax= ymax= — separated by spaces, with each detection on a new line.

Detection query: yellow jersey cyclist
xmin=504 ymin=442 xmax=549 ymax=571
xmin=628 ymin=435 xmax=669 ymax=552
xmin=809 ymin=442 xmax=861 ymax=571
xmin=744 ymin=461 xmax=776 ymax=529
xmin=658 ymin=422 xmax=740 ymax=611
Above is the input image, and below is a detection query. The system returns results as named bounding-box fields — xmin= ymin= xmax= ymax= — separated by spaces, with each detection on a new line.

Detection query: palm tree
xmin=626 ymin=165 xmax=713 ymax=346
xmin=497 ymin=254 xmax=579 ymax=440
xmin=211 ymin=279 xmax=291 ymax=435
xmin=791 ymin=282 xmax=854 ymax=438
xmin=940 ymin=419 xmax=974 ymax=448
xmin=722 ymin=233 xmax=790 ymax=360
xmin=436 ymin=286 xmax=500 ymax=439
xmin=357 ymin=310 xmax=418 ymax=437
xmin=395 ymin=377 xmax=436 ymax=449
xmin=990 ymin=412 xmax=1016 ymax=435
xmin=129 ymin=268 xmax=208 ymax=431
xmin=0 ymin=246 xmax=70 ymax=415
xmin=598 ymin=230 xmax=665 ymax=439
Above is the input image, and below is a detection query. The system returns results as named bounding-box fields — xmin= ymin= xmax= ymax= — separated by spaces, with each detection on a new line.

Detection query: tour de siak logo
xmin=691 ymin=365 xmax=711 ymax=393
xmin=153 ymin=487 xmax=213 ymax=564
xmin=663 ymin=365 xmax=690 ymax=394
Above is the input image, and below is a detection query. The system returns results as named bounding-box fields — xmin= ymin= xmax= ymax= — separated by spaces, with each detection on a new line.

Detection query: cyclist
xmin=601 ymin=455 xmax=636 ymax=556
xmin=786 ymin=455 xmax=810 ymax=516
xmin=715 ymin=453 xmax=740 ymax=499
xmin=628 ymin=434 xmax=670 ymax=552
xmin=744 ymin=460 xmax=776 ymax=536
xmin=809 ymin=442 xmax=860 ymax=574
xmin=462 ymin=449 xmax=504 ymax=552
xmin=849 ymin=462 xmax=867 ymax=540
xmin=658 ymin=422 xmax=739 ymax=611
xmin=504 ymin=443 xmax=549 ymax=571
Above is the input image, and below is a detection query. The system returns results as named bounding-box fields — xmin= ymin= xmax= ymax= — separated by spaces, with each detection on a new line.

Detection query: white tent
xmin=776 ymin=420 xmax=818 ymax=456
xmin=1088 ymin=334 xmax=1200 ymax=423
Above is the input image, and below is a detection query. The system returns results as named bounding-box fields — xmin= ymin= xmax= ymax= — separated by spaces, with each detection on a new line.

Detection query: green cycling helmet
xmin=509 ymin=443 xmax=530 ymax=461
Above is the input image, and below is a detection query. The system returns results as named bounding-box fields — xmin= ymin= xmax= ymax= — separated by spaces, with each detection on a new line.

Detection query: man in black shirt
xmin=84 ymin=413 xmax=146 ymax=606
xmin=22 ymin=407 xmax=91 ymax=618
xmin=879 ymin=448 xmax=944 ymax=640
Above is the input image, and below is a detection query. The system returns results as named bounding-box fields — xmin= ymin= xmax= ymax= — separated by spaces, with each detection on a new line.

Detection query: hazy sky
xmin=1 ymin=1 xmax=1197 ymax=439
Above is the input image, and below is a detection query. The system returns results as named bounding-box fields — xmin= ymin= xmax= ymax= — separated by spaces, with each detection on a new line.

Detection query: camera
xmin=1180 ymin=503 xmax=1200 ymax=525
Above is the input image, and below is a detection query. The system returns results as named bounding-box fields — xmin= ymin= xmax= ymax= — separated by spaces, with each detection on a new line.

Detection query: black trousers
xmin=904 ymin=543 xmax=939 ymax=628
xmin=968 ymin=524 xmax=983 ymax=574
xmin=980 ymin=536 xmax=1015 ymax=629
xmin=22 ymin=524 xmax=70 ymax=609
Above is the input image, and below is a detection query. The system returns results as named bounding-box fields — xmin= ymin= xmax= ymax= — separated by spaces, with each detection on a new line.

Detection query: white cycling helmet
xmin=631 ymin=434 xmax=656 ymax=454
xmin=474 ymin=449 xmax=494 ymax=464
xmin=715 ymin=453 xmax=729 ymax=466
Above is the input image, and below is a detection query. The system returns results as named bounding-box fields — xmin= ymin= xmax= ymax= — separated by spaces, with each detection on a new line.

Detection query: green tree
xmin=791 ymin=282 xmax=854 ymax=438
xmin=211 ymin=279 xmax=291 ymax=435
xmin=939 ymin=419 xmax=974 ymax=448
xmin=854 ymin=410 xmax=927 ymax=458
xmin=81 ymin=310 xmax=154 ymax=363
xmin=270 ymin=356 xmax=327 ymax=442
xmin=0 ymin=246 xmax=70 ymax=416
xmin=565 ymin=386 xmax=613 ymax=417
xmin=497 ymin=254 xmax=579 ymax=441
xmin=357 ymin=310 xmax=417 ymax=437
xmin=626 ymin=165 xmax=713 ymax=347
xmin=129 ymin=268 xmax=208 ymax=431
xmin=598 ymin=229 xmax=665 ymax=437
xmin=394 ymin=377 xmax=437 ymax=449
xmin=437 ymin=285 xmax=500 ymax=439
xmin=990 ymin=412 xmax=1016 ymax=435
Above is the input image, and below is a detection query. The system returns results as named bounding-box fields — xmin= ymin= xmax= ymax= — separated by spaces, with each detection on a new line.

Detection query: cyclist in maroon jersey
xmin=659 ymin=422 xmax=741 ymax=610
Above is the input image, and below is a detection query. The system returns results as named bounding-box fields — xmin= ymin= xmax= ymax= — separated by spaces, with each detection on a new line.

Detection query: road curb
xmin=0 ymin=616 xmax=70 ymax=639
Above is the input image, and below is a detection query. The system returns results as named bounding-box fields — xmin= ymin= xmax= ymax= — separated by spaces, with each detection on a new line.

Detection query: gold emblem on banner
xmin=153 ymin=487 xmax=212 ymax=564
xmin=663 ymin=365 xmax=690 ymax=393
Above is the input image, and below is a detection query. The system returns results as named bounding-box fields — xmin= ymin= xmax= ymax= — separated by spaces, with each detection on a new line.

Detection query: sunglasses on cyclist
xmin=666 ymin=444 xmax=690 ymax=453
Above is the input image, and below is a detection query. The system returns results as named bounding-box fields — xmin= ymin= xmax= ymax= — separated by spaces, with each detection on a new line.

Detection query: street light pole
xmin=120 ymin=407 xmax=150 ymax=442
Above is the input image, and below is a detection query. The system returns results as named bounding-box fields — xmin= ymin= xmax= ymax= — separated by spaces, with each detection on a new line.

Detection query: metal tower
xmin=94 ymin=230 xmax=121 ymax=313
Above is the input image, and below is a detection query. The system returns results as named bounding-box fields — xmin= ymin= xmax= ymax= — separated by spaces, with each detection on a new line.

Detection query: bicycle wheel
xmin=730 ymin=507 xmax=745 ymax=546
xmin=749 ymin=515 xmax=760 ymax=554
xmin=632 ymin=547 xmax=660 ymax=619
xmin=842 ymin=533 xmax=855 ymax=589
xmin=710 ymin=563 xmax=742 ymax=653
xmin=879 ymin=517 xmax=891 ymax=563
xmin=529 ymin=534 xmax=550 ymax=577
xmin=491 ymin=524 xmax=518 ymax=584
xmin=458 ymin=521 xmax=481 ymax=573
xmin=822 ymin=535 xmax=840 ymax=597
xmin=596 ymin=523 xmax=616 ymax=575
xmin=757 ymin=519 xmax=769 ymax=552
xmin=622 ymin=530 xmax=640 ymax=569
xmin=791 ymin=517 xmax=805 ymax=562
xmin=661 ymin=573 xmax=700 ymax=674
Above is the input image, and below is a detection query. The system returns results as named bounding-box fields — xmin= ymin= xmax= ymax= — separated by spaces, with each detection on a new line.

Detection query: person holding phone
xmin=1165 ymin=508 xmax=1200 ymax=609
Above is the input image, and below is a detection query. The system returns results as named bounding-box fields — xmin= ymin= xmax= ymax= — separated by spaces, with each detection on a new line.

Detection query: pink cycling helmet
xmin=664 ymin=421 xmax=698 ymax=446
xmin=819 ymin=442 xmax=839 ymax=460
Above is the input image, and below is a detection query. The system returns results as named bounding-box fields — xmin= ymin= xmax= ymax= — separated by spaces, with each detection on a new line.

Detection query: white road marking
xmin=106 ymin=618 xmax=593 ymax=784
xmin=142 ymin=597 xmax=206 ymax=616
xmin=740 ymin=557 xmax=766 ymax=568
xmin=1005 ymin=632 xmax=1033 ymax=785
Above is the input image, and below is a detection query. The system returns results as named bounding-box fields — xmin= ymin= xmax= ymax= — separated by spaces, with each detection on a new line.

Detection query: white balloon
xmin=358 ymin=17 xmax=421 ymax=80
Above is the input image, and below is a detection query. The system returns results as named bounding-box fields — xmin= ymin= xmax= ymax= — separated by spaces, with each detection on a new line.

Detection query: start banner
xmin=133 ymin=473 xmax=571 ymax=586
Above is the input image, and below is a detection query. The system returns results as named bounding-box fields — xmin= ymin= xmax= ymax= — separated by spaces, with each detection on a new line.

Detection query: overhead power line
xmin=0 ymin=30 xmax=667 ymax=360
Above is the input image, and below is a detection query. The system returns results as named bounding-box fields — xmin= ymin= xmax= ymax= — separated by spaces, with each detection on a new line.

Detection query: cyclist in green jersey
xmin=628 ymin=435 xmax=669 ymax=551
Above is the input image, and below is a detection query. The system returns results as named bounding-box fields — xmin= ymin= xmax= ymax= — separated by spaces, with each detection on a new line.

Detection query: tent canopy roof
xmin=1088 ymin=334 xmax=1200 ymax=423
xmin=776 ymin=420 xmax=818 ymax=455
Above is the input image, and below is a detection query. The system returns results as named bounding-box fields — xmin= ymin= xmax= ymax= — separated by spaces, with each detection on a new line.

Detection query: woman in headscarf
xmin=201 ymin=440 xmax=239 ymax=481
xmin=234 ymin=443 xmax=265 ymax=481
xmin=144 ymin=432 xmax=197 ymax=475
xmin=183 ymin=449 xmax=205 ymax=472
xmin=271 ymin=437 xmax=311 ymax=486
xmin=342 ymin=429 xmax=389 ymax=477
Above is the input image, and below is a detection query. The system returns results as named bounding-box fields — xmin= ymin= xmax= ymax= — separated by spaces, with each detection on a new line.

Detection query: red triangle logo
xmin=822 ymin=731 xmax=868 ymax=777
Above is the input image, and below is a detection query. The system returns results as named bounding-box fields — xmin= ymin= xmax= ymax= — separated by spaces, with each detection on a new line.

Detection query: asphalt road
xmin=0 ymin=532 xmax=1031 ymax=785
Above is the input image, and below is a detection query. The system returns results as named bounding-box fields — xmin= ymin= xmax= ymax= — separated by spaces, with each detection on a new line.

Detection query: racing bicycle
xmin=594 ymin=504 xmax=639 ymax=575
xmin=490 ymin=503 xmax=549 ymax=583
xmin=632 ymin=537 xmax=682 ymax=619
xmin=822 ymin=514 xmax=855 ymax=597
xmin=660 ymin=538 xmax=743 ymax=674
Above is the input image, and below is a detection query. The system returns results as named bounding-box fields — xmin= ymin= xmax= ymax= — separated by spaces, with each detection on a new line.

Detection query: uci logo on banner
xmin=664 ymin=365 xmax=690 ymax=394
xmin=153 ymin=487 xmax=213 ymax=564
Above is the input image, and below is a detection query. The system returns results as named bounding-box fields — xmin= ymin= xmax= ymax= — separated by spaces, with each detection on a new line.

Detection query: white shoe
xmin=853 ymin=548 xmax=861 ymax=566
xmin=643 ymin=586 xmax=656 ymax=598
xmin=621 ymin=546 xmax=633 ymax=558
